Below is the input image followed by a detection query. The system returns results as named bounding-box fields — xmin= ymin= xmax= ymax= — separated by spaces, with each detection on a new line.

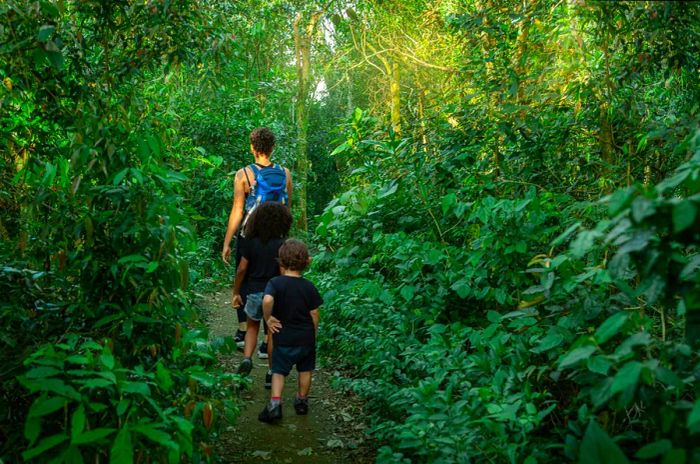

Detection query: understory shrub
xmin=314 ymin=142 xmax=700 ymax=463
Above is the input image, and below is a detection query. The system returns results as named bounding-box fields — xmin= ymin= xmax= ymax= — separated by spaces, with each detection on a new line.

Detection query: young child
xmin=233 ymin=202 xmax=292 ymax=381
xmin=258 ymin=239 xmax=322 ymax=423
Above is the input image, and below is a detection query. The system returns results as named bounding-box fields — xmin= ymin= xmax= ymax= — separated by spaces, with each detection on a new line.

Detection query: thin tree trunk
xmin=512 ymin=0 xmax=530 ymax=105
xmin=417 ymin=86 xmax=428 ymax=148
xmin=293 ymin=12 xmax=321 ymax=232
xmin=390 ymin=62 xmax=401 ymax=135
xmin=599 ymin=21 xmax=615 ymax=185
xmin=478 ymin=0 xmax=500 ymax=178
xmin=346 ymin=72 xmax=353 ymax=117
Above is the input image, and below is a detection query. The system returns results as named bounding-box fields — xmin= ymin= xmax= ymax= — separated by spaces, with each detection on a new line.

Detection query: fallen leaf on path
xmin=251 ymin=450 xmax=272 ymax=460
xmin=326 ymin=438 xmax=344 ymax=449
xmin=297 ymin=447 xmax=313 ymax=456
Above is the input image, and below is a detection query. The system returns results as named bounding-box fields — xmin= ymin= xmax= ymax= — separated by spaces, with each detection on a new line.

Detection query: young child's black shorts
xmin=271 ymin=345 xmax=316 ymax=375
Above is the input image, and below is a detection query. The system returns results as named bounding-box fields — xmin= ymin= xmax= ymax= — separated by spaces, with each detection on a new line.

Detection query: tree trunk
xmin=417 ymin=86 xmax=428 ymax=148
xmin=390 ymin=62 xmax=401 ymax=135
xmin=599 ymin=20 xmax=616 ymax=185
xmin=478 ymin=0 xmax=500 ymax=178
xmin=293 ymin=12 xmax=320 ymax=232
xmin=346 ymin=72 xmax=353 ymax=118
xmin=512 ymin=0 xmax=530 ymax=105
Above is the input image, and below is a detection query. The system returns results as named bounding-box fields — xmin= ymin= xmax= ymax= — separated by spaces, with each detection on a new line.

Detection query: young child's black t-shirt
xmin=239 ymin=237 xmax=284 ymax=294
xmin=264 ymin=275 xmax=323 ymax=346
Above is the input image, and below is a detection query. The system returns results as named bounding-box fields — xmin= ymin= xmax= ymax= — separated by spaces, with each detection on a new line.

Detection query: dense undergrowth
xmin=315 ymin=134 xmax=700 ymax=462
xmin=0 ymin=2 xmax=250 ymax=462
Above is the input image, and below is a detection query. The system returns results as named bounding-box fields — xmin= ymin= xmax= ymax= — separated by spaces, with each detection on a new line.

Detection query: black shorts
xmin=271 ymin=345 xmax=316 ymax=375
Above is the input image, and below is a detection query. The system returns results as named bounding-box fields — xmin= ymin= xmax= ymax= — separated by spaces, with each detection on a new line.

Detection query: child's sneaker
xmin=264 ymin=370 xmax=272 ymax=389
xmin=257 ymin=342 xmax=268 ymax=359
xmin=237 ymin=358 xmax=252 ymax=376
xmin=293 ymin=397 xmax=309 ymax=415
xmin=234 ymin=330 xmax=246 ymax=348
xmin=258 ymin=402 xmax=282 ymax=423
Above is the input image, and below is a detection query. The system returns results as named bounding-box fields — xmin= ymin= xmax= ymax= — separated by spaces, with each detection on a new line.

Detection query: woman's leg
xmin=243 ymin=318 xmax=260 ymax=359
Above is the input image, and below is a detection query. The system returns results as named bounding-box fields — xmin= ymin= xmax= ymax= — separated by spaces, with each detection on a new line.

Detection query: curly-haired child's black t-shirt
xmin=264 ymin=275 xmax=323 ymax=346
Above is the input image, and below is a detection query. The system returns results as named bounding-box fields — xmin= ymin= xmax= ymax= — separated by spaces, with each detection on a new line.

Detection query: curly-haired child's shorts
xmin=271 ymin=345 xmax=316 ymax=375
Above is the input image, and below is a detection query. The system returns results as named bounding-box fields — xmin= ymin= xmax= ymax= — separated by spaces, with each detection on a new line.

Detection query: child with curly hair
xmin=258 ymin=239 xmax=323 ymax=423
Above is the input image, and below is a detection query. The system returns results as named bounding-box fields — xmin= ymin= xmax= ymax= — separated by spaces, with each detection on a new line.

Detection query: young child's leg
xmin=297 ymin=371 xmax=312 ymax=398
xmin=293 ymin=346 xmax=315 ymax=415
xmin=267 ymin=336 xmax=273 ymax=369
xmin=259 ymin=345 xmax=291 ymax=423
xmin=264 ymin=336 xmax=273 ymax=389
xmin=271 ymin=373 xmax=285 ymax=398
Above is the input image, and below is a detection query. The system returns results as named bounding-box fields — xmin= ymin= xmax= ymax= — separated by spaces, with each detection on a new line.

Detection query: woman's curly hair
xmin=278 ymin=239 xmax=310 ymax=271
xmin=244 ymin=202 xmax=292 ymax=244
xmin=250 ymin=127 xmax=275 ymax=155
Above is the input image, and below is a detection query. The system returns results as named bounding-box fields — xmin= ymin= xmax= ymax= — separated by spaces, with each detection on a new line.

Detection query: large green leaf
xmin=132 ymin=424 xmax=179 ymax=450
xmin=110 ymin=427 xmax=134 ymax=464
xmin=558 ymin=345 xmax=596 ymax=369
xmin=72 ymin=428 xmax=115 ymax=445
xmin=156 ymin=362 xmax=173 ymax=393
xmin=28 ymin=395 xmax=67 ymax=418
xmin=71 ymin=404 xmax=86 ymax=439
xmin=611 ymin=361 xmax=643 ymax=394
xmin=580 ymin=420 xmax=629 ymax=464
xmin=673 ymin=201 xmax=696 ymax=233
xmin=22 ymin=433 xmax=69 ymax=461
xmin=531 ymin=332 xmax=564 ymax=353
xmin=26 ymin=366 xmax=62 ymax=379
xmin=688 ymin=400 xmax=700 ymax=428
xmin=635 ymin=439 xmax=671 ymax=460
xmin=595 ymin=312 xmax=628 ymax=344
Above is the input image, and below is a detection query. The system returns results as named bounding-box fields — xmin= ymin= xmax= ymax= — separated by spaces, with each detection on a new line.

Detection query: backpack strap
xmin=243 ymin=165 xmax=255 ymax=189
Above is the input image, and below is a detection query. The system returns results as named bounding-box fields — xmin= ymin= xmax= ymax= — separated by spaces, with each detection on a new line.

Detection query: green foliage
xmin=0 ymin=1 xmax=245 ymax=461
xmin=314 ymin=115 xmax=700 ymax=462
xmin=3 ymin=0 xmax=700 ymax=461
xmin=17 ymin=333 xmax=237 ymax=462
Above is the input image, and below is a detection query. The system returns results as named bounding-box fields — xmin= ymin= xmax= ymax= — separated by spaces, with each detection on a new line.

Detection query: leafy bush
xmin=18 ymin=332 xmax=239 ymax=462
xmin=0 ymin=2 xmax=245 ymax=461
xmin=314 ymin=129 xmax=700 ymax=462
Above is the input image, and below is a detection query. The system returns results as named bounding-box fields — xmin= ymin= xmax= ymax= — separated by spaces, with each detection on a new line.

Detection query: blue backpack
xmin=241 ymin=163 xmax=288 ymax=236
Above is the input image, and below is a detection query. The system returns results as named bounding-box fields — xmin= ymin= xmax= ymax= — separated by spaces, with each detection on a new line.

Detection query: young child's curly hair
xmin=244 ymin=202 xmax=292 ymax=244
xmin=278 ymin=239 xmax=310 ymax=271
xmin=250 ymin=127 xmax=275 ymax=155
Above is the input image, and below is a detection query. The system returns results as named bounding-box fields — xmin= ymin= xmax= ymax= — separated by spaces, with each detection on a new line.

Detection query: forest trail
xmin=202 ymin=290 xmax=375 ymax=463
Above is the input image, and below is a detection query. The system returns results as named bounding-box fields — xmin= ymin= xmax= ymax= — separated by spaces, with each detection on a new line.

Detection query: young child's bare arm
xmin=309 ymin=309 xmax=319 ymax=337
xmin=263 ymin=295 xmax=282 ymax=333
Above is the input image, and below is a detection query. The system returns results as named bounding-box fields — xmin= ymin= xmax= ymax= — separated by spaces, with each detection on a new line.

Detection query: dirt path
xmin=202 ymin=290 xmax=376 ymax=463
